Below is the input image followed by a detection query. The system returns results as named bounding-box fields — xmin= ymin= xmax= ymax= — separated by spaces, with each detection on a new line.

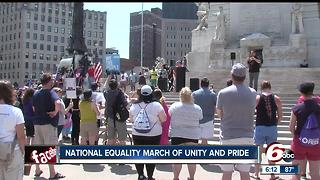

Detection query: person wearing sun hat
xmin=129 ymin=85 xmax=166 ymax=180
xmin=216 ymin=63 xmax=257 ymax=180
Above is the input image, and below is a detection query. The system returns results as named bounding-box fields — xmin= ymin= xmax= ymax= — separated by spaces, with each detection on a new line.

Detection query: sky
xmin=84 ymin=3 xmax=162 ymax=59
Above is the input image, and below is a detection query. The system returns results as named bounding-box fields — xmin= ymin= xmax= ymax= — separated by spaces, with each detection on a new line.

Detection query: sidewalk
xmin=24 ymin=163 xmax=294 ymax=180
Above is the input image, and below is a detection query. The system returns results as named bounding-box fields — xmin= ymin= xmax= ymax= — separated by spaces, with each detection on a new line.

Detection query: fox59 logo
xmin=266 ymin=142 xmax=295 ymax=163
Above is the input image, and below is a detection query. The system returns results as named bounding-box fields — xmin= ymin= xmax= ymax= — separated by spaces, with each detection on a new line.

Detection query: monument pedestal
xmin=209 ymin=40 xmax=227 ymax=68
xmin=289 ymin=33 xmax=307 ymax=48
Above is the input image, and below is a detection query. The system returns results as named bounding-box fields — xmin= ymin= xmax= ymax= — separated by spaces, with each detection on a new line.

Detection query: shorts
xmin=80 ymin=123 xmax=98 ymax=139
xmin=107 ymin=118 xmax=127 ymax=141
xmin=171 ymin=137 xmax=198 ymax=145
xmin=219 ymin=137 xmax=254 ymax=172
xmin=25 ymin=123 xmax=35 ymax=137
xmin=120 ymin=81 xmax=127 ymax=88
xmin=254 ymin=125 xmax=277 ymax=145
xmin=33 ymin=124 xmax=58 ymax=145
xmin=291 ymin=135 xmax=320 ymax=161
xmin=200 ymin=121 xmax=214 ymax=139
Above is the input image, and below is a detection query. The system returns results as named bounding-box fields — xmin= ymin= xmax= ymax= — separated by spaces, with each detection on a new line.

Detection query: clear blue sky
xmin=84 ymin=3 xmax=162 ymax=59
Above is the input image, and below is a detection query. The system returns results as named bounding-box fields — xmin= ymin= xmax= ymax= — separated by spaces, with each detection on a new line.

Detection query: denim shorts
xmin=254 ymin=125 xmax=278 ymax=145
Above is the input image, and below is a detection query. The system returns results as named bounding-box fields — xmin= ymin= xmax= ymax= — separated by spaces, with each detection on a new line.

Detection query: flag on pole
xmin=94 ymin=62 xmax=102 ymax=83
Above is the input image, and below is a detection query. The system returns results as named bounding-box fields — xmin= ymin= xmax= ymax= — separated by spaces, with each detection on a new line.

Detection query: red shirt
xmin=87 ymin=67 xmax=94 ymax=77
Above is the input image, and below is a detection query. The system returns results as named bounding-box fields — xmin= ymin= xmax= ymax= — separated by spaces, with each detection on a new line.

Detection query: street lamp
xmin=141 ymin=2 xmax=144 ymax=68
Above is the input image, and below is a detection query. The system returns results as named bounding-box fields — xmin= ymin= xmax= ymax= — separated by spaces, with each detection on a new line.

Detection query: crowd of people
xmin=0 ymin=61 xmax=319 ymax=180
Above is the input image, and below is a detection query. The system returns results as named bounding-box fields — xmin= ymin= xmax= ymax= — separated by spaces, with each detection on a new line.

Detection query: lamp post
xmin=140 ymin=2 xmax=144 ymax=68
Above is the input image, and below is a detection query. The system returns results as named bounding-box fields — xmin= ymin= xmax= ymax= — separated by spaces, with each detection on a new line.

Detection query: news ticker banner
xmin=260 ymin=165 xmax=299 ymax=175
xmin=25 ymin=145 xmax=259 ymax=164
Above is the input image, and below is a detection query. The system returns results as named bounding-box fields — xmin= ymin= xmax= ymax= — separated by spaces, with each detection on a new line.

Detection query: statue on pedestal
xmin=213 ymin=6 xmax=226 ymax=41
xmin=193 ymin=3 xmax=210 ymax=31
xmin=291 ymin=3 xmax=304 ymax=34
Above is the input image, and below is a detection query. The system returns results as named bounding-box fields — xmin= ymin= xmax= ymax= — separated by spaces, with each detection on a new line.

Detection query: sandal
xmin=34 ymin=170 xmax=43 ymax=177
xmin=49 ymin=172 xmax=65 ymax=179
xmin=250 ymin=175 xmax=261 ymax=180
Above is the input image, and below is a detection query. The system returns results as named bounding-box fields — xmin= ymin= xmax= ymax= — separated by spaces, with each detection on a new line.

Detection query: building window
xmin=94 ymin=23 xmax=97 ymax=29
xmin=39 ymin=53 xmax=44 ymax=60
xmin=100 ymin=14 xmax=104 ymax=21
xmin=33 ymin=43 xmax=37 ymax=50
xmin=39 ymin=63 xmax=43 ymax=70
xmin=61 ymin=18 xmax=65 ymax=24
xmin=48 ymin=26 xmax=51 ymax=32
xmin=87 ymin=31 xmax=91 ymax=37
xmin=25 ymin=42 xmax=29 ymax=48
xmin=54 ymin=27 xmax=58 ymax=33
xmin=94 ymin=32 xmax=97 ymax=38
xmin=26 ymin=32 xmax=30 ymax=39
xmin=99 ymin=32 xmax=103 ymax=38
xmin=61 ymin=28 xmax=65 ymax=34
xmin=55 ymin=17 xmax=59 ymax=24
xmin=27 ymin=22 xmax=30 ymax=29
xmin=53 ymin=55 xmax=58 ymax=61
xmin=33 ymin=53 xmax=37 ymax=59
xmin=60 ymin=37 xmax=65 ymax=43
xmin=99 ymin=41 xmax=103 ymax=47
xmin=47 ymin=45 xmax=51 ymax=51
xmin=41 ymin=25 xmax=45 ymax=31
xmin=34 ymin=13 xmax=38 ymax=21
xmin=46 ymin=55 xmax=50 ymax=61
xmin=60 ymin=46 xmax=64 ymax=52
xmin=54 ymin=45 xmax=57 ymax=52
xmin=40 ymin=44 xmax=44 ymax=50
xmin=41 ymin=15 xmax=45 ymax=22
xmin=32 ymin=63 xmax=36 ymax=70
xmin=47 ymin=35 xmax=51 ymax=41
xmin=100 ymin=23 xmax=104 ymax=30
xmin=88 ymin=13 xmax=92 ymax=19
xmin=25 ymin=72 xmax=29 ymax=79
xmin=25 ymin=52 xmax=29 ymax=58
xmin=40 ymin=34 xmax=44 ymax=40
xmin=48 ymin=16 xmax=52 ymax=22
xmin=54 ymin=36 xmax=58 ymax=42
xmin=46 ymin=64 xmax=50 ymax=71
xmin=87 ymin=40 xmax=91 ymax=46
xmin=33 ymin=33 xmax=37 ymax=40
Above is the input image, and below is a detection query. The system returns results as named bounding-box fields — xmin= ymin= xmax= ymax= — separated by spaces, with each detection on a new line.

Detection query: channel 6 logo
xmin=266 ymin=142 xmax=295 ymax=163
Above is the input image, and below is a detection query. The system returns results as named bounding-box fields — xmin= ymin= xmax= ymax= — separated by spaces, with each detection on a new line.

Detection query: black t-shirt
xmin=247 ymin=56 xmax=261 ymax=72
xmin=292 ymin=99 xmax=320 ymax=135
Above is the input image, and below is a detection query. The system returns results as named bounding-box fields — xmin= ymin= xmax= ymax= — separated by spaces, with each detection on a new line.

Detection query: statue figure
xmin=213 ymin=6 xmax=226 ymax=41
xmin=291 ymin=3 xmax=304 ymax=34
xmin=193 ymin=3 xmax=210 ymax=31
xmin=155 ymin=57 xmax=165 ymax=71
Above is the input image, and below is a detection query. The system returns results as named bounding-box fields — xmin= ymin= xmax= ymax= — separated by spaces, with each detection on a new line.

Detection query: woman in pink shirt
xmin=153 ymin=88 xmax=171 ymax=145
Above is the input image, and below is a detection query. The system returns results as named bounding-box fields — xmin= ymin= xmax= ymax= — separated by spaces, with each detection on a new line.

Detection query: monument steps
xmin=186 ymin=68 xmax=320 ymax=94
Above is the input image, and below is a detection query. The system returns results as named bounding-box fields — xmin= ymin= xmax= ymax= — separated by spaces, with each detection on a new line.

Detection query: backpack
xmin=113 ymin=90 xmax=129 ymax=122
xmin=299 ymin=112 xmax=320 ymax=147
xmin=133 ymin=104 xmax=156 ymax=133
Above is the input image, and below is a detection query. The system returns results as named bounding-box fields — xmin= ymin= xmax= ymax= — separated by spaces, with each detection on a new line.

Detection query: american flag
xmin=94 ymin=62 xmax=102 ymax=83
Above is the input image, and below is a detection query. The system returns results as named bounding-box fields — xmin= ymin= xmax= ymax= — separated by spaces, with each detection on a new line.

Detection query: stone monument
xmin=187 ymin=3 xmax=309 ymax=72
xmin=193 ymin=3 xmax=210 ymax=31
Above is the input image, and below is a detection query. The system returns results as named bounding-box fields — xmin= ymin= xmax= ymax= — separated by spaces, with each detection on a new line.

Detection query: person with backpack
xmin=169 ymin=87 xmax=202 ymax=180
xmin=252 ymin=81 xmax=283 ymax=180
xmin=129 ymin=85 xmax=166 ymax=180
xmin=104 ymin=79 xmax=128 ymax=145
xmin=295 ymin=93 xmax=320 ymax=179
xmin=289 ymin=82 xmax=320 ymax=180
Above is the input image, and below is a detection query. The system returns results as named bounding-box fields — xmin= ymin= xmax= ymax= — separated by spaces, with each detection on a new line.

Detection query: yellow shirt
xmin=79 ymin=101 xmax=96 ymax=123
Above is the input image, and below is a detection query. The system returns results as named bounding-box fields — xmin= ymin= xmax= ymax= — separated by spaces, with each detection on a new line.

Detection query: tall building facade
xmin=129 ymin=8 xmax=162 ymax=68
xmin=161 ymin=3 xmax=198 ymax=65
xmin=0 ymin=3 xmax=106 ymax=86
